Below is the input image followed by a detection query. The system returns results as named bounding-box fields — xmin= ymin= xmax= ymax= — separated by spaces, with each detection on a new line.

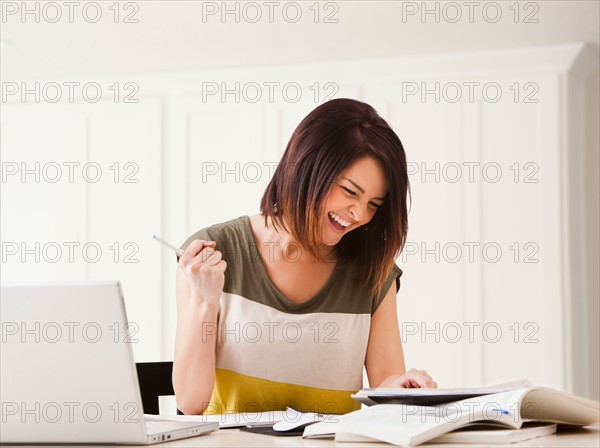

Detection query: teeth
xmin=329 ymin=212 xmax=350 ymax=227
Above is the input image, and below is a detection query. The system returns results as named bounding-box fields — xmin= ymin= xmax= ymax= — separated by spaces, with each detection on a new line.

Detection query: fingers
xmin=179 ymin=240 xmax=226 ymax=269
xmin=407 ymin=374 xmax=428 ymax=388
xmin=201 ymin=245 xmax=223 ymax=267
xmin=180 ymin=239 xmax=215 ymax=264
xmin=379 ymin=369 xmax=438 ymax=389
xmin=404 ymin=368 xmax=437 ymax=388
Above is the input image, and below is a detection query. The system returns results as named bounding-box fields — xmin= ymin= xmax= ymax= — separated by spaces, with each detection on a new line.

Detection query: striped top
xmin=180 ymin=215 xmax=403 ymax=415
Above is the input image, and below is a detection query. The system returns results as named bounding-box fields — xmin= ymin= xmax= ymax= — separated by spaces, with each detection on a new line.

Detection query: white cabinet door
xmin=1 ymin=98 xmax=162 ymax=361
xmin=364 ymin=72 xmax=565 ymax=389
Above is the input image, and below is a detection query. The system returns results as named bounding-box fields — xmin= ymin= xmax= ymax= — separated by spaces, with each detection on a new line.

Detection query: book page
xmin=521 ymin=388 xmax=600 ymax=425
xmin=304 ymin=399 xmax=521 ymax=446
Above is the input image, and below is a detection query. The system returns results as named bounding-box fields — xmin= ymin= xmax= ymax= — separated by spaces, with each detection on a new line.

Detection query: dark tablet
xmin=364 ymin=392 xmax=496 ymax=406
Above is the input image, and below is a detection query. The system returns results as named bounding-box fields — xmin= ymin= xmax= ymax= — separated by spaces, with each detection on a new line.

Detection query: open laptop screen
xmin=1 ymin=282 xmax=149 ymax=443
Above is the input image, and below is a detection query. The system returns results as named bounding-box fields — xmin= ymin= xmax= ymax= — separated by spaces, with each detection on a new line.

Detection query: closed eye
xmin=341 ymin=186 xmax=382 ymax=209
xmin=342 ymin=186 xmax=356 ymax=196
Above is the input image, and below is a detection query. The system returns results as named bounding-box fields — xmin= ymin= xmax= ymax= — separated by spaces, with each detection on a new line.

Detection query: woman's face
xmin=320 ymin=156 xmax=388 ymax=247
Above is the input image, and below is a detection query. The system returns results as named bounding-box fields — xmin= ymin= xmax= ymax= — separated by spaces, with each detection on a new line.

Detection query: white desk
xmin=5 ymin=426 xmax=599 ymax=447
xmin=147 ymin=426 xmax=600 ymax=447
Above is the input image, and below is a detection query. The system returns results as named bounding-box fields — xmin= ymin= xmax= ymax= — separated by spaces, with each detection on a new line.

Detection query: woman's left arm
xmin=365 ymin=282 xmax=438 ymax=388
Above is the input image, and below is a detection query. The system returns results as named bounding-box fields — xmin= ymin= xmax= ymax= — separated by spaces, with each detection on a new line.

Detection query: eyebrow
xmin=341 ymin=177 xmax=386 ymax=201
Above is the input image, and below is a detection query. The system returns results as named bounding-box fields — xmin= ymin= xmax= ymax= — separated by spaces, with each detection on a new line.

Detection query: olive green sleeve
xmin=371 ymin=263 xmax=403 ymax=315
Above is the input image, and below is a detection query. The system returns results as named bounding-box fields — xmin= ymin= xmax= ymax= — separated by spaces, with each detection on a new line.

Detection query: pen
xmin=490 ymin=409 xmax=509 ymax=415
xmin=152 ymin=235 xmax=185 ymax=257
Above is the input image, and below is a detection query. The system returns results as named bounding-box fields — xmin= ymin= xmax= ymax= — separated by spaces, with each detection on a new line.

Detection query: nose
xmin=349 ymin=202 xmax=366 ymax=223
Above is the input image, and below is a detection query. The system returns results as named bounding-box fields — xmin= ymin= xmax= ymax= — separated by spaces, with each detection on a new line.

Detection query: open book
xmin=303 ymin=386 xmax=600 ymax=446
xmin=430 ymin=422 xmax=557 ymax=444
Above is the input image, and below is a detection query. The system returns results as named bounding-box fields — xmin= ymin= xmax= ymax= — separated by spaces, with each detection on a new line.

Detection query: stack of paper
xmin=303 ymin=381 xmax=600 ymax=446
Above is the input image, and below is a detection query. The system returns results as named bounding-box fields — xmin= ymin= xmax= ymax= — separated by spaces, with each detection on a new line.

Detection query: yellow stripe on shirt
xmin=202 ymin=368 xmax=361 ymax=415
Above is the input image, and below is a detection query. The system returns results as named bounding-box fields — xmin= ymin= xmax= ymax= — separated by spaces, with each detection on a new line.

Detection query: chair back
xmin=135 ymin=361 xmax=180 ymax=414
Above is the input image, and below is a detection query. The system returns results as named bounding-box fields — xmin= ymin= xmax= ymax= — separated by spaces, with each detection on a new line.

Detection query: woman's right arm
xmin=173 ymin=239 xmax=227 ymax=415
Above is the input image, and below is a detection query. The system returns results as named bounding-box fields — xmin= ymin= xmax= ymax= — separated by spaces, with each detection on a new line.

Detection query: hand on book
xmin=378 ymin=368 xmax=437 ymax=388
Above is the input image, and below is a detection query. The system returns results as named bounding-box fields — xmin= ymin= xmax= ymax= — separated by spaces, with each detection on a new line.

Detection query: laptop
xmin=0 ymin=281 xmax=218 ymax=444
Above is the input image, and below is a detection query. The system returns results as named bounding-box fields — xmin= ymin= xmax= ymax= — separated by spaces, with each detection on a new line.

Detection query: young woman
xmin=173 ymin=98 xmax=436 ymax=416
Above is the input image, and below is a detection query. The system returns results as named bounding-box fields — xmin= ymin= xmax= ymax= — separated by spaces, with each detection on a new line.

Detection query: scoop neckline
xmin=241 ymin=214 xmax=341 ymax=310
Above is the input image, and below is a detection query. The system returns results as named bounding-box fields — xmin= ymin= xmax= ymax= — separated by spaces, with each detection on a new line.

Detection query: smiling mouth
xmin=328 ymin=211 xmax=351 ymax=232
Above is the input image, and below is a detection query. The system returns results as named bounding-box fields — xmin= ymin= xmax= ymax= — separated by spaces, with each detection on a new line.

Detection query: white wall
xmin=1 ymin=44 xmax=598 ymax=398
xmin=585 ymin=71 xmax=599 ymax=400
xmin=2 ymin=1 xmax=598 ymax=79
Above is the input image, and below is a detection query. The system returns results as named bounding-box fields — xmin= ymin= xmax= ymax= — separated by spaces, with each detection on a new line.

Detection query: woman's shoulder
xmin=180 ymin=215 xmax=249 ymax=251
xmin=390 ymin=262 xmax=403 ymax=279
xmin=332 ymin=258 xmax=403 ymax=314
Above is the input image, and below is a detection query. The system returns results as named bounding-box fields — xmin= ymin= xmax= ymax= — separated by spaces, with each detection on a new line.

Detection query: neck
xmin=263 ymin=214 xmax=336 ymax=264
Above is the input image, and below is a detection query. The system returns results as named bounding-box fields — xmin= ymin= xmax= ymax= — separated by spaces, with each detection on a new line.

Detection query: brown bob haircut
xmin=260 ymin=98 xmax=410 ymax=300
